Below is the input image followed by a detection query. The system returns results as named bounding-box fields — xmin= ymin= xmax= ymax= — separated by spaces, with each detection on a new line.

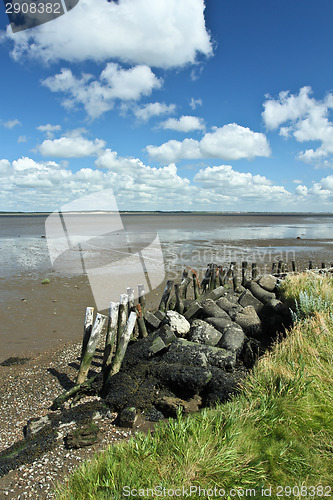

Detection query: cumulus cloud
xmin=262 ymin=86 xmax=333 ymax=166
xmin=194 ymin=165 xmax=290 ymax=203
xmin=3 ymin=119 xmax=21 ymax=129
xmin=133 ymin=102 xmax=176 ymax=122
xmin=38 ymin=135 xmax=106 ymax=157
xmin=42 ymin=64 xmax=162 ymax=119
xmin=37 ymin=124 xmax=62 ymax=139
xmin=147 ymin=123 xmax=271 ymax=162
xmin=3 ymin=0 xmax=212 ymax=68
xmin=159 ymin=115 xmax=205 ymax=132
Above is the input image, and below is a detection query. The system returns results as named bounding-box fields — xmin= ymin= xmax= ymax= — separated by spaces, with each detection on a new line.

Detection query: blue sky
xmin=1 ymin=0 xmax=333 ymax=212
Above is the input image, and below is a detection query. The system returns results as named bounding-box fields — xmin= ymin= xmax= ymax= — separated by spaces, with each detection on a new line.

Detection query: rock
xmin=234 ymin=306 xmax=263 ymax=339
xmin=65 ymin=422 xmax=100 ymax=449
xmin=145 ymin=408 xmax=165 ymax=422
xmin=24 ymin=416 xmax=52 ymax=438
xmin=166 ymin=310 xmax=190 ymax=337
xmin=149 ymin=361 xmax=212 ymax=396
xmin=218 ymin=325 xmax=245 ymax=354
xmin=189 ymin=319 xmax=222 ymax=346
xmin=201 ymin=299 xmax=231 ymax=319
xmin=203 ymin=286 xmax=227 ymax=301
xmin=238 ymin=290 xmax=264 ymax=313
xmin=204 ymin=316 xmax=233 ymax=333
xmin=216 ymin=297 xmax=243 ymax=319
xmin=144 ymin=311 xmax=162 ymax=330
xmin=203 ymin=367 xmax=246 ymax=407
xmin=241 ymin=338 xmax=263 ymax=368
xmin=155 ymin=395 xmax=201 ymax=417
xmin=118 ymin=407 xmax=138 ymax=428
xmin=246 ymin=281 xmax=276 ymax=304
xmin=258 ymin=275 xmax=277 ymax=292
xmin=155 ymin=310 xmax=166 ymax=322
xmin=148 ymin=336 xmax=167 ymax=357
xmin=163 ymin=339 xmax=235 ymax=371
xmin=184 ymin=301 xmax=204 ymax=321
xmin=157 ymin=325 xmax=177 ymax=346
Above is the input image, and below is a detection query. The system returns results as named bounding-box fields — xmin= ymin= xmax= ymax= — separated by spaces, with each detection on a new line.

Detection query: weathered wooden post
xmin=272 ymin=262 xmax=277 ymax=274
xmin=158 ymin=280 xmax=174 ymax=312
xmin=136 ymin=304 xmax=147 ymax=338
xmin=174 ymin=284 xmax=184 ymax=314
xmin=291 ymin=260 xmax=296 ymax=272
xmin=309 ymin=261 xmax=313 ymax=270
xmin=102 ymin=302 xmax=119 ymax=373
xmin=241 ymin=261 xmax=248 ymax=286
xmin=117 ymin=294 xmax=129 ymax=347
xmin=80 ymin=307 xmax=94 ymax=361
xmin=108 ymin=311 xmax=137 ymax=378
xmin=138 ymin=284 xmax=146 ymax=311
xmin=232 ymin=262 xmax=238 ymax=290
xmin=193 ymin=273 xmax=200 ymax=300
xmin=76 ymin=313 xmax=108 ymax=385
xmin=201 ymin=265 xmax=212 ymax=292
xmin=209 ymin=264 xmax=217 ymax=291
xmin=277 ymin=260 xmax=283 ymax=276
xmin=127 ymin=287 xmax=135 ymax=312
xmin=220 ymin=266 xmax=227 ymax=286
xmin=321 ymin=262 xmax=326 ymax=269
xmin=252 ymin=262 xmax=259 ymax=280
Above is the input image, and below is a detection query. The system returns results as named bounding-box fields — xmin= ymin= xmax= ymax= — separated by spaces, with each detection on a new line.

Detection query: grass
xmin=56 ymin=273 xmax=333 ymax=499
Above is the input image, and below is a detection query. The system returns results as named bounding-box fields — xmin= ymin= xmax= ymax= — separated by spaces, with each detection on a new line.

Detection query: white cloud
xmin=3 ymin=119 xmax=21 ymax=129
xmin=37 ymin=124 xmax=62 ymax=139
xmin=133 ymin=102 xmax=176 ymax=122
xmin=190 ymin=98 xmax=203 ymax=110
xmin=194 ymin=165 xmax=290 ymax=202
xmin=17 ymin=136 xmax=27 ymax=143
xmin=159 ymin=115 xmax=205 ymax=132
xmin=4 ymin=0 xmax=212 ymax=68
xmin=262 ymin=86 xmax=333 ymax=166
xmin=295 ymin=185 xmax=308 ymax=196
xmin=38 ymin=135 xmax=106 ymax=158
xmin=147 ymin=124 xmax=271 ymax=162
xmin=42 ymin=64 xmax=162 ymax=119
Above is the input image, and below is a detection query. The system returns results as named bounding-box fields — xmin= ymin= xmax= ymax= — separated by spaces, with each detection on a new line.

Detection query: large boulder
xmin=189 ymin=319 xmax=223 ymax=346
xmin=218 ymin=324 xmax=245 ymax=355
xmin=238 ymin=290 xmax=264 ymax=313
xmin=258 ymin=275 xmax=277 ymax=292
xmin=216 ymin=297 xmax=243 ymax=319
xmin=234 ymin=306 xmax=263 ymax=339
xmin=201 ymin=299 xmax=231 ymax=319
xmin=166 ymin=310 xmax=190 ymax=337
xmin=205 ymin=316 xmax=233 ymax=333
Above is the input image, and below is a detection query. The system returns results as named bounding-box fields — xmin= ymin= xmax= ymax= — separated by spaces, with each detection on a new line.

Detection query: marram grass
xmin=56 ymin=273 xmax=333 ymax=499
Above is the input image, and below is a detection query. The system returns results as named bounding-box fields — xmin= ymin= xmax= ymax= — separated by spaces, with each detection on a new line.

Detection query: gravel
xmin=0 ymin=341 xmax=134 ymax=499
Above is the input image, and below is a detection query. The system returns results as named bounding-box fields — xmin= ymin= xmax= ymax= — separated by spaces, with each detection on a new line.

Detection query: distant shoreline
xmin=1 ymin=211 xmax=333 ymax=216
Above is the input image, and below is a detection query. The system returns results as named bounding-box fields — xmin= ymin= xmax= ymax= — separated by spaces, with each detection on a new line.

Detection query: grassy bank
xmin=56 ymin=272 xmax=333 ymax=499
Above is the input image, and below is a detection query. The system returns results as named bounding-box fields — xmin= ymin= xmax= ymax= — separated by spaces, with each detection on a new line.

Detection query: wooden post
xmin=252 ymin=262 xmax=259 ymax=280
xmin=232 ymin=262 xmax=238 ymax=290
xmin=108 ymin=311 xmax=137 ymax=377
xmin=76 ymin=313 xmax=107 ymax=385
xmin=80 ymin=307 xmax=94 ymax=361
xmin=174 ymin=284 xmax=184 ymax=314
xmin=158 ymin=280 xmax=174 ymax=312
xmin=241 ymin=261 xmax=248 ymax=286
xmin=201 ymin=265 xmax=212 ymax=292
xmin=277 ymin=260 xmax=283 ymax=276
xmin=117 ymin=294 xmax=129 ymax=347
xmin=136 ymin=304 xmax=148 ymax=338
xmin=220 ymin=267 xmax=227 ymax=286
xmin=127 ymin=287 xmax=135 ymax=312
xmin=321 ymin=262 xmax=326 ymax=269
xmin=138 ymin=284 xmax=146 ymax=312
xmin=309 ymin=261 xmax=313 ymax=270
xmin=102 ymin=302 xmax=119 ymax=373
xmin=193 ymin=273 xmax=200 ymax=300
xmin=272 ymin=262 xmax=277 ymax=274
xmin=209 ymin=264 xmax=217 ymax=291
xmin=291 ymin=260 xmax=296 ymax=272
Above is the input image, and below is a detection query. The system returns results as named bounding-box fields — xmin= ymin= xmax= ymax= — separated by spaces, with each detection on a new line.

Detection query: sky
xmin=1 ymin=0 xmax=333 ymax=212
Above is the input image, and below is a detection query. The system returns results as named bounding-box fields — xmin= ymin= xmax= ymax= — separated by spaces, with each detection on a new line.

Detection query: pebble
xmin=0 ymin=340 xmax=132 ymax=499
